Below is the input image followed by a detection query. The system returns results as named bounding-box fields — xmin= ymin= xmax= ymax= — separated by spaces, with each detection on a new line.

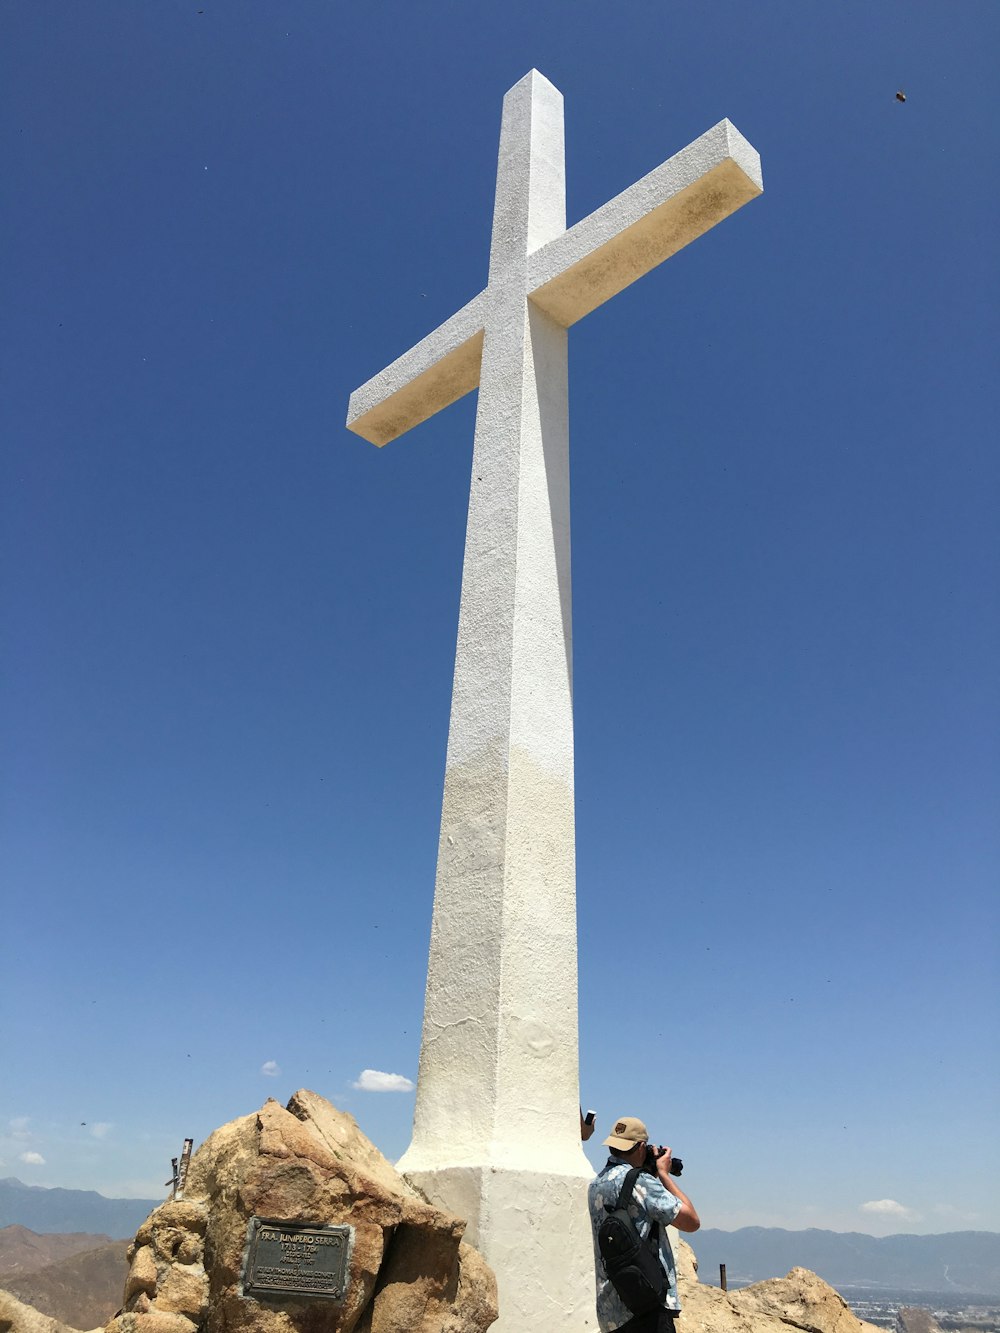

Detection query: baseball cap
xmin=602 ymin=1116 xmax=649 ymax=1151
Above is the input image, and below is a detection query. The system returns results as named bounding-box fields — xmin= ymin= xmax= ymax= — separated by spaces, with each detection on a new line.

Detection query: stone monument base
xmin=403 ymin=1162 xmax=596 ymax=1332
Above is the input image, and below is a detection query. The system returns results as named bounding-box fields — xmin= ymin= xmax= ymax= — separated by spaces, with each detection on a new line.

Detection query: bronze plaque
xmin=241 ymin=1217 xmax=352 ymax=1302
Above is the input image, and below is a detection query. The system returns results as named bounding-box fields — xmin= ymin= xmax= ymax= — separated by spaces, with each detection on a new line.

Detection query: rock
xmin=675 ymin=1238 xmax=882 ymax=1332
xmin=729 ymin=1266 xmax=881 ymax=1332
xmin=364 ymin=1221 xmax=497 ymax=1333
xmin=107 ymin=1091 xmax=497 ymax=1333
xmin=0 ymin=1286 xmax=98 ymax=1333
xmin=122 ymin=1250 xmax=156 ymax=1307
xmin=897 ymin=1310 xmax=942 ymax=1333
xmin=112 ymin=1317 xmax=195 ymax=1333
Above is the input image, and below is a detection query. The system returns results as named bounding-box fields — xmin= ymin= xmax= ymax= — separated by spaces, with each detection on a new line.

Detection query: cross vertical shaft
xmin=396 ymin=72 xmax=594 ymax=1326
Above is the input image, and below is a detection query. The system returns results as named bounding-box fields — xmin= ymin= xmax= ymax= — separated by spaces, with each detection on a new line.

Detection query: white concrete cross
xmin=347 ymin=71 xmax=761 ymax=1332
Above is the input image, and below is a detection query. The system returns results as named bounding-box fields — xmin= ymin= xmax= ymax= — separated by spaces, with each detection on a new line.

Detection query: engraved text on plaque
xmin=241 ymin=1217 xmax=352 ymax=1302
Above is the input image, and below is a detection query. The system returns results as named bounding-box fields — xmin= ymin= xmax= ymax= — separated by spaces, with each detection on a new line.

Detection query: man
xmin=588 ymin=1115 xmax=700 ymax=1332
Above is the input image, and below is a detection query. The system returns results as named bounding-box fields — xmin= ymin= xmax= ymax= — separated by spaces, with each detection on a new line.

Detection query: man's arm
xmin=655 ymin=1147 xmax=700 ymax=1233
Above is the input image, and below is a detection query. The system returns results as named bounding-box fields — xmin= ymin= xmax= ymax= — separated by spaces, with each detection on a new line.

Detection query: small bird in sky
xmin=896 ymin=90 xmax=906 ymax=103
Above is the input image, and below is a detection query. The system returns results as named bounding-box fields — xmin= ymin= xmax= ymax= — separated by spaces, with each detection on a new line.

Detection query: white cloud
xmin=89 ymin=1122 xmax=112 ymax=1140
xmin=860 ymin=1199 xmax=917 ymax=1220
xmin=260 ymin=1060 xmax=281 ymax=1078
xmin=9 ymin=1117 xmax=31 ymax=1139
xmin=19 ymin=1151 xmax=45 ymax=1166
xmin=351 ymin=1069 xmax=415 ymax=1093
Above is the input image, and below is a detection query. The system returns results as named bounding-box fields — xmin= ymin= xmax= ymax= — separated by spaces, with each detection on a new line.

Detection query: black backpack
xmin=597 ymin=1166 xmax=668 ymax=1315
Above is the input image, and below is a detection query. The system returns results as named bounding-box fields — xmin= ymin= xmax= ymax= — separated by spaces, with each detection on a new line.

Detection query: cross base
xmin=402 ymin=1161 xmax=596 ymax=1332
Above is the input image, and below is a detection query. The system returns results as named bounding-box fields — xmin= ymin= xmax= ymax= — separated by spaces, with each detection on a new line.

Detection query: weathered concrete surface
xmin=528 ymin=118 xmax=761 ymax=327
xmin=392 ymin=71 xmax=593 ymax=1332
xmin=346 ymin=68 xmax=763 ymax=1333
xmin=104 ymin=1092 xmax=496 ymax=1333
xmin=346 ymin=95 xmax=761 ymax=448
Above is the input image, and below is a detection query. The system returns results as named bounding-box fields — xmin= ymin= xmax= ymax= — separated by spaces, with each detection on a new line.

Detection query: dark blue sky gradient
xmin=2 ymin=2 xmax=997 ymax=1231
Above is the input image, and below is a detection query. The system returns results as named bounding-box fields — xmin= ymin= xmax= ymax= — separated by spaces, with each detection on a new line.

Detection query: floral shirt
xmin=588 ymin=1158 xmax=682 ymax=1331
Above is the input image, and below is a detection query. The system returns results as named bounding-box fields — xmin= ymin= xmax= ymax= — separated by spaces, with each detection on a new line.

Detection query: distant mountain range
xmin=0 ymin=1178 xmax=161 ymax=1238
xmin=691 ymin=1227 xmax=1000 ymax=1296
xmin=2 ymin=1179 xmax=997 ymax=1300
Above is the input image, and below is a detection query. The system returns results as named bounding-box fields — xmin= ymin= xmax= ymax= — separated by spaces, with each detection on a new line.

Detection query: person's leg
xmin=615 ymin=1312 xmax=663 ymax=1333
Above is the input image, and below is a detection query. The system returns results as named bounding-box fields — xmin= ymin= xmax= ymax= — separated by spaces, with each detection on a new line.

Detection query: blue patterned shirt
xmin=588 ymin=1159 xmax=682 ymax=1331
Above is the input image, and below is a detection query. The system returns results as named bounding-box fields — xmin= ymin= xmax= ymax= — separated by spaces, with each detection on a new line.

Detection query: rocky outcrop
xmin=106 ymin=1090 xmax=497 ymax=1333
xmin=0 ymin=1287 xmax=97 ymax=1333
xmin=675 ymin=1239 xmax=882 ymax=1332
xmin=896 ymin=1310 xmax=941 ymax=1333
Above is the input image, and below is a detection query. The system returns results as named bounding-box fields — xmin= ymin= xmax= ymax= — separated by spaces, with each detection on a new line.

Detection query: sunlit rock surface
xmin=107 ymin=1090 xmax=497 ymax=1333
xmin=675 ymin=1239 xmax=882 ymax=1332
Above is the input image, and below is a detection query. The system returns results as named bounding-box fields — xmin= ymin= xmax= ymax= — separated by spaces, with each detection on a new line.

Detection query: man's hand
xmin=654 ymin=1145 xmax=674 ymax=1186
xmin=653 ymin=1144 xmax=700 ymax=1233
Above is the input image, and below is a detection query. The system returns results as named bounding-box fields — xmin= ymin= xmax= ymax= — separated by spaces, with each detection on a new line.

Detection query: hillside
xmin=0 ymin=1179 xmax=160 ymax=1238
xmin=0 ymin=1226 xmax=116 ymax=1277
xmin=691 ymin=1227 xmax=1000 ymax=1295
xmin=0 ymin=1240 xmax=128 ymax=1329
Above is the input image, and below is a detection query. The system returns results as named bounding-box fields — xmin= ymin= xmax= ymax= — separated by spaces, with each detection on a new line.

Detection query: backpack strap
xmin=611 ymin=1166 xmax=661 ymax=1254
xmin=616 ymin=1167 xmax=644 ymax=1211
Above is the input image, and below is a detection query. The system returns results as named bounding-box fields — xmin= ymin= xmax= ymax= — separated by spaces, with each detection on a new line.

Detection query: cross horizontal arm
xmin=527 ymin=119 xmax=762 ymax=328
xmin=347 ymin=289 xmax=488 ymax=447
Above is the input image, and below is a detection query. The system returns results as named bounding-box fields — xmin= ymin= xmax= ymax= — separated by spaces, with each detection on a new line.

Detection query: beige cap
xmin=602 ymin=1116 xmax=649 ymax=1151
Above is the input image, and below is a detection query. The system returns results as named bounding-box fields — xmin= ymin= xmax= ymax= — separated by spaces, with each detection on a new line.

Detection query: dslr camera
xmin=643 ymin=1144 xmax=683 ymax=1177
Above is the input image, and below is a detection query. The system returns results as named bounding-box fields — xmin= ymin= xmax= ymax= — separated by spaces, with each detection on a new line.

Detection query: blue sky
xmin=2 ymin=1 xmax=997 ymax=1238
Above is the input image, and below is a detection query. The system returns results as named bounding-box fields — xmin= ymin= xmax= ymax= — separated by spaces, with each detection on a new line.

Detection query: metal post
xmin=177 ymin=1138 xmax=194 ymax=1198
xmin=720 ymin=1263 xmax=727 ymax=1292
